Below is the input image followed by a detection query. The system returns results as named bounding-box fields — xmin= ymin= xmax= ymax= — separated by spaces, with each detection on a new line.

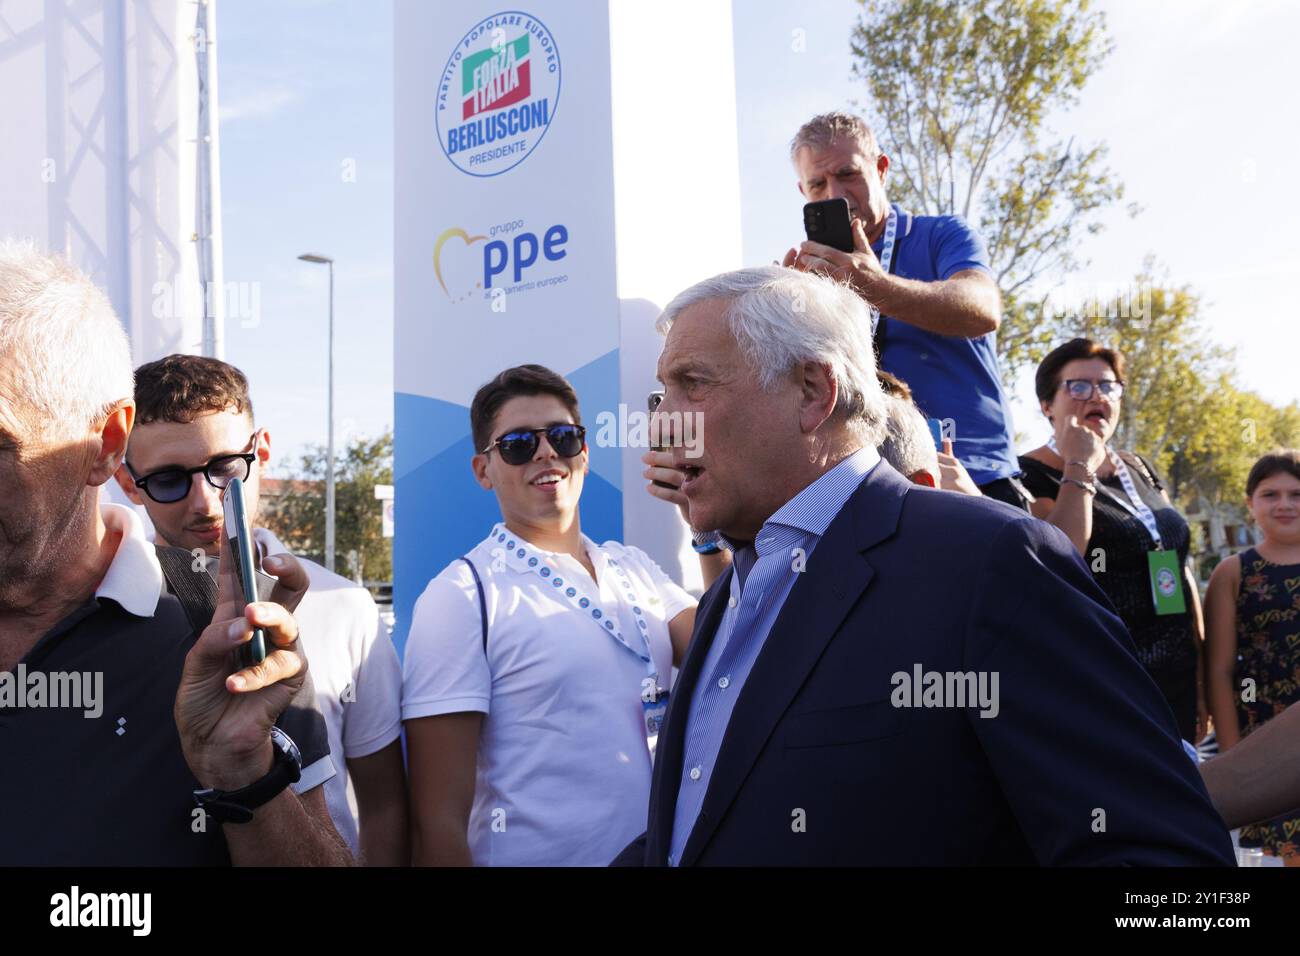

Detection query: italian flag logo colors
xmin=462 ymin=35 xmax=531 ymax=121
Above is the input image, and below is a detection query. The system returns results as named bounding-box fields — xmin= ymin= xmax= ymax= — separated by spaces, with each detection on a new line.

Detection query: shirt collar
xmin=753 ymin=445 xmax=880 ymax=552
xmin=95 ymin=503 xmax=164 ymax=617
xmin=486 ymin=522 xmax=600 ymax=576
xmin=870 ymin=203 xmax=911 ymax=252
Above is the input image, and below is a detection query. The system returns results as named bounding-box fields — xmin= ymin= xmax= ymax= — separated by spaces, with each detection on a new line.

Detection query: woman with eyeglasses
xmin=1019 ymin=338 xmax=1206 ymax=744
xmin=402 ymin=364 xmax=717 ymax=867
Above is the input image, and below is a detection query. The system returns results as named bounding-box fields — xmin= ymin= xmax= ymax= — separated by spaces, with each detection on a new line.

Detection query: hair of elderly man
xmin=656 ymin=266 xmax=887 ymax=447
xmin=789 ymin=111 xmax=880 ymax=163
xmin=880 ymin=393 xmax=940 ymax=482
xmin=0 ymin=239 xmax=134 ymax=440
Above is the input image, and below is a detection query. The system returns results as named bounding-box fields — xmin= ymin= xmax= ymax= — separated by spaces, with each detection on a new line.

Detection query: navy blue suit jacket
xmin=614 ymin=463 xmax=1234 ymax=866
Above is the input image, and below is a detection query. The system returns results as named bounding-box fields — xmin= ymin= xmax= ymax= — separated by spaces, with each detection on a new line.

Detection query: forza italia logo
xmin=437 ymin=11 xmax=561 ymax=177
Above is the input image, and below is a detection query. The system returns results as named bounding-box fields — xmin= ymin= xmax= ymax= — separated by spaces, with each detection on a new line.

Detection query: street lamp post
xmin=298 ymin=253 xmax=336 ymax=573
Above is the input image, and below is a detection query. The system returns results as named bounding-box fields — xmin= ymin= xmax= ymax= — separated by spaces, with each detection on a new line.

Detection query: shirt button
xmin=717 ymin=676 xmax=730 ymax=690
xmin=689 ymin=766 xmax=702 ymax=781
xmin=728 ymin=596 xmax=737 ymax=608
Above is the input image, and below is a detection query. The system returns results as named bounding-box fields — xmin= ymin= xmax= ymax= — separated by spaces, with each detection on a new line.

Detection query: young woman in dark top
xmin=1205 ymin=450 xmax=1300 ymax=864
xmin=1018 ymin=338 xmax=1206 ymax=743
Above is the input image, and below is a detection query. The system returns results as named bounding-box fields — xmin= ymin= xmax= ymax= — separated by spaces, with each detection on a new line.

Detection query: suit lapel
xmin=646 ymin=565 xmax=732 ymax=865
xmin=679 ymin=463 xmax=911 ymax=865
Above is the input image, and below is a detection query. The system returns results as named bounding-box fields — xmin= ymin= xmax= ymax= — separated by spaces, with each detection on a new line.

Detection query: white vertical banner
xmin=392 ymin=0 xmax=741 ymax=649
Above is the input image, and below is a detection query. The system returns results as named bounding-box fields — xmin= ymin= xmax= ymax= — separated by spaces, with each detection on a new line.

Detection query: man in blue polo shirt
xmin=781 ymin=111 xmax=1028 ymax=509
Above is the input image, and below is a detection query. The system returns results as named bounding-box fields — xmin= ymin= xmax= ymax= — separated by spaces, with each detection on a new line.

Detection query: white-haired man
xmin=0 ymin=241 xmax=350 ymax=865
xmin=876 ymin=370 xmax=982 ymax=494
xmin=616 ymin=266 xmax=1234 ymax=866
xmin=781 ymin=111 xmax=1030 ymax=510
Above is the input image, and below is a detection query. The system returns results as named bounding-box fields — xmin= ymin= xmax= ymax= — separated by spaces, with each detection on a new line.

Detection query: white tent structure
xmin=0 ymin=0 xmax=225 ymax=362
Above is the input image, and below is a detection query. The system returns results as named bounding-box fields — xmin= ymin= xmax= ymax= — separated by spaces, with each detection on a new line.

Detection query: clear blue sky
xmin=218 ymin=0 xmax=1298 ymax=467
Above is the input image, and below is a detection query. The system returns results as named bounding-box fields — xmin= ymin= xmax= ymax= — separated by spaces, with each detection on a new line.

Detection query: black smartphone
xmin=647 ymin=391 xmax=674 ymax=489
xmin=222 ymin=476 xmax=267 ymax=668
xmin=803 ymin=198 xmax=854 ymax=253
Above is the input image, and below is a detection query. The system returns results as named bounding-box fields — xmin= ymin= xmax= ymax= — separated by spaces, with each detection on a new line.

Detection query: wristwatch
xmin=193 ymin=727 xmax=302 ymax=824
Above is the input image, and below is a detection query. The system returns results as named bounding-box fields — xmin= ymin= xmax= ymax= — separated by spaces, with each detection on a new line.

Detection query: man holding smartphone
xmin=0 ymin=241 xmax=351 ymax=865
xmin=114 ymin=354 xmax=408 ymax=865
xmin=781 ymin=111 xmax=1029 ymax=510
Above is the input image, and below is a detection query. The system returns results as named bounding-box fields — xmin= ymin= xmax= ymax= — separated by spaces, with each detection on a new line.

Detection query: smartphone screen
xmin=803 ymin=198 xmax=855 ymax=253
xmin=222 ymin=477 xmax=267 ymax=668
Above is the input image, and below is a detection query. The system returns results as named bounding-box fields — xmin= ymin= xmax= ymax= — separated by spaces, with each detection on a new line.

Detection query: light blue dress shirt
xmin=668 ymin=446 xmax=882 ymax=865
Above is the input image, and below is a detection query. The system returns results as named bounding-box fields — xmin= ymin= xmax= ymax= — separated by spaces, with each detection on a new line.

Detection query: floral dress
xmin=1233 ymin=548 xmax=1300 ymax=859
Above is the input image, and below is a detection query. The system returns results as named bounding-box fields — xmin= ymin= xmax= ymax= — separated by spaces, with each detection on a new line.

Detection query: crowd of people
xmin=2 ymin=111 xmax=1298 ymax=867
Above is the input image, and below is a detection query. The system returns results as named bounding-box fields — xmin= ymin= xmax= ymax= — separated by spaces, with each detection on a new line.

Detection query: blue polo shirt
xmin=871 ymin=205 xmax=1018 ymax=485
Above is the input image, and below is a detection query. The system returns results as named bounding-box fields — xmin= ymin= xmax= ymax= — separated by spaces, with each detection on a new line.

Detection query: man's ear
xmin=89 ymin=401 xmax=134 ymax=487
xmin=255 ymin=426 xmax=272 ymax=469
xmin=876 ymin=152 xmax=890 ymax=183
xmin=471 ymin=453 xmax=492 ymax=490
xmin=797 ymin=361 xmax=838 ymax=435
xmin=113 ymin=462 xmax=146 ymax=505
xmin=909 ymin=469 xmax=936 ymax=488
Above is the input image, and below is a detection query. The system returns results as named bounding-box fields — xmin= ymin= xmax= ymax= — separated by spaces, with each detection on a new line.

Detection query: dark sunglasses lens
xmin=497 ymin=432 xmax=539 ymax=465
xmin=207 ymin=456 xmax=248 ymax=487
xmin=145 ymin=471 xmax=190 ymax=503
xmin=548 ymin=426 xmax=584 ymax=457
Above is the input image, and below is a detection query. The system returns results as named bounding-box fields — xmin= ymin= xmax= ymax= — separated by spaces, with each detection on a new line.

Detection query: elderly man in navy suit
xmin=622 ymin=266 xmax=1234 ymax=866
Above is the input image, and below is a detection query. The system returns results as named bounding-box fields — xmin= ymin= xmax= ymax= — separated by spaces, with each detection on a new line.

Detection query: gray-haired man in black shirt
xmin=0 ymin=240 xmax=351 ymax=866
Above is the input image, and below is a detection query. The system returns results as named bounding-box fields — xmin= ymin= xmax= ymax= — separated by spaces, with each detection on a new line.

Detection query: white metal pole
xmin=326 ymin=259 xmax=336 ymax=573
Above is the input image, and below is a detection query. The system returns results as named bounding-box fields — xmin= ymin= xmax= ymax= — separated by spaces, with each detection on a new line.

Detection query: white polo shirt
xmin=254 ymin=529 xmax=403 ymax=855
xmin=402 ymin=523 xmax=695 ymax=867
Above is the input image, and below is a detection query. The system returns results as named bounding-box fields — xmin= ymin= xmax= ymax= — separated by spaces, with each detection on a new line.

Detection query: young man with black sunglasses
xmin=113 ymin=354 xmax=408 ymax=864
xmin=403 ymin=364 xmax=714 ymax=866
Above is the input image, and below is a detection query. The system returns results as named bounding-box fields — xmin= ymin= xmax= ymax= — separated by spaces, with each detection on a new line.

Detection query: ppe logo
xmin=437 ymin=11 xmax=561 ymax=177
xmin=434 ymin=221 xmax=569 ymax=303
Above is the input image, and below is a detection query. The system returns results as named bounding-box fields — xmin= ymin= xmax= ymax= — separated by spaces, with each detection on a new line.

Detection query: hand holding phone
xmin=803 ymin=198 xmax=855 ymax=253
xmin=222 ymin=476 xmax=267 ymax=668
xmin=647 ymin=390 xmax=676 ymax=489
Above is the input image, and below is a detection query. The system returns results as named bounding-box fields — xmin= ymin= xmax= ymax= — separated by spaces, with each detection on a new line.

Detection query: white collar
xmin=96 ymin=503 xmax=164 ymax=617
xmin=486 ymin=522 xmax=600 ymax=576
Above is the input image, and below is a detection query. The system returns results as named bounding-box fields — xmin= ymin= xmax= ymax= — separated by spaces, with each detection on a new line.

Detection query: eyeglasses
xmin=480 ymin=424 xmax=586 ymax=466
xmin=1061 ymin=379 xmax=1124 ymax=401
xmin=126 ymin=432 xmax=259 ymax=504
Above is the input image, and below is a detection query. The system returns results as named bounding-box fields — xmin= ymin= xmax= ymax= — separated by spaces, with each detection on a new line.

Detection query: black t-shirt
xmin=0 ymin=590 xmax=331 ymax=866
xmin=1018 ymin=452 xmax=1196 ymax=676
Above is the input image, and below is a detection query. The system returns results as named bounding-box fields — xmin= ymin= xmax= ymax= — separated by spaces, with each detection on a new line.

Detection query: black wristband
xmin=193 ymin=727 xmax=303 ymax=824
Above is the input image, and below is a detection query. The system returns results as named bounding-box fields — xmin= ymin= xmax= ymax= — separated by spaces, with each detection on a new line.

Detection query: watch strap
xmin=194 ymin=727 xmax=302 ymax=824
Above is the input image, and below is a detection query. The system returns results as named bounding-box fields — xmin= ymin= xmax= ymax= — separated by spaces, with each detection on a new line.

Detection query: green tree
xmin=1056 ymin=268 xmax=1300 ymax=559
xmin=263 ymin=430 xmax=393 ymax=583
xmin=850 ymin=0 xmax=1127 ymax=375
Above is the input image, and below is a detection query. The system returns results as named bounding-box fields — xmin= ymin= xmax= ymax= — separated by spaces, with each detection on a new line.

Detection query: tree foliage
xmin=262 ymin=430 xmax=393 ymax=583
xmin=850 ymin=0 xmax=1126 ymax=374
xmin=1054 ymin=265 xmax=1300 ymax=551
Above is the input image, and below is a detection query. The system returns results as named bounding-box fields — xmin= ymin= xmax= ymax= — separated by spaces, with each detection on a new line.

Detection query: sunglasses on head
xmin=125 ymin=432 xmax=259 ymax=504
xmin=480 ymin=424 xmax=586 ymax=466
